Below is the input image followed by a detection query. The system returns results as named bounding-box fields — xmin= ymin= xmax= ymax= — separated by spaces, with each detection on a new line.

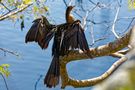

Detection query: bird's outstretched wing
xmin=25 ymin=16 xmax=55 ymax=49
xmin=60 ymin=20 xmax=89 ymax=55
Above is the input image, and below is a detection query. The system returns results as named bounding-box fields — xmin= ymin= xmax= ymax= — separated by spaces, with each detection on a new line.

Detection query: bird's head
xmin=67 ymin=6 xmax=75 ymax=12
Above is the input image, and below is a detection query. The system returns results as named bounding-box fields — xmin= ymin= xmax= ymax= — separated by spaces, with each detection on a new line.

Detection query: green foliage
xmin=0 ymin=0 xmax=48 ymax=21
xmin=0 ymin=64 xmax=10 ymax=77
xmin=23 ymin=0 xmax=32 ymax=4
xmin=0 ymin=0 xmax=48 ymax=29
xmin=128 ymin=0 xmax=135 ymax=10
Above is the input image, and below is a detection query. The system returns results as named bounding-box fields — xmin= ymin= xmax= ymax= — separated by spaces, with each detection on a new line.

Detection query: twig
xmin=120 ymin=17 xmax=135 ymax=34
xmin=89 ymin=20 xmax=95 ymax=45
xmin=67 ymin=56 xmax=127 ymax=88
xmin=0 ymin=3 xmax=32 ymax=21
xmin=0 ymin=73 xmax=9 ymax=90
xmin=111 ymin=7 xmax=120 ymax=38
xmin=68 ymin=0 xmax=72 ymax=6
xmin=34 ymin=75 xmax=43 ymax=90
xmin=82 ymin=11 xmax=89 ymax=28
xmin=109 ymin=52 xmax=125 ymax=58
xmin=63 ymin=0 xmax=68 ymax=7
xmin=74 ymin=2 xmax=99 ymax=23
xmin=89 ymin=36 xmax=107 ymax=46
xmin=0 ymin=48 xmax=20 ymax=57
xmin=88 ymin=0 xmax=97 ymax=5
xmin=0 ymin=2 xmax=11 ymax=11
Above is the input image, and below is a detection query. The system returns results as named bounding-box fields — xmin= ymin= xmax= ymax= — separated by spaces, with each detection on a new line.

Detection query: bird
xmin=25 ymin=16 xmax=55 ymax=49
xmin=25 ymin=6 xmax=90 ymax=88
xmin=66 ymin=6 xmax=75 ymax=23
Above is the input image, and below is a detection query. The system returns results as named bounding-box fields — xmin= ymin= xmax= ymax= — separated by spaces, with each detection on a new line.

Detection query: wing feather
xmin=60 ymin=21 xmax=89 ymax=54
xmin=25 ymin=16 xmax=55 ymax=49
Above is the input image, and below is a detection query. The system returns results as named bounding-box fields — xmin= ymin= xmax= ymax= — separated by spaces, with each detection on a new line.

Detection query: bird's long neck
xmin=66 ymin=8 xmax=75 ymax=23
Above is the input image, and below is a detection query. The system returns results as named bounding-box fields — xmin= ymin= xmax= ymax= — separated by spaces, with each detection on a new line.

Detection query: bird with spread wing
xmin=25 ymin=6 xmax=91 ymax=88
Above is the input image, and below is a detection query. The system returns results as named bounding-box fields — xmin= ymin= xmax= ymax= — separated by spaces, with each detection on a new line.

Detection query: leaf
xmin=1 ymin=64 xmax=10 ymax=68
xmin=0 ymin=64 xmax=10 ymax=77
xmin=23 ymin=0 xmax=32 ymax=4
xmin=128 ymin=0 xmax=135 ymax=10
xmin=8 ymin=0 xmax=14 ymax=3
xmin=33 ymin=5 xmax=38 ymax=12
xmin=44 ymin=6 xmax=49 ymax=11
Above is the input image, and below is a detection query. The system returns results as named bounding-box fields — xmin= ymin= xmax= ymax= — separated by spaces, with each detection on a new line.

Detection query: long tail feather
xmin=44 ymin=55 xmax=60 ymax=88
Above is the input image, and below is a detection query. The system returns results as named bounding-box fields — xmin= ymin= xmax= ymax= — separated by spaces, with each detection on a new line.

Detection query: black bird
xmin=25 ymin=6 xmax=90 ymax=88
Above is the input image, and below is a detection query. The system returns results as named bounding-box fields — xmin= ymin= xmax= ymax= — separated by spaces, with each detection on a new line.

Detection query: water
xmin=0 ymin=0 xmax=135 ymax=90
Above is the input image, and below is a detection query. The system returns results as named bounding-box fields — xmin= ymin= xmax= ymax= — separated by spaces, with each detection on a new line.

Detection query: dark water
xmin=0 ymin=0 xmax=135 ymax=90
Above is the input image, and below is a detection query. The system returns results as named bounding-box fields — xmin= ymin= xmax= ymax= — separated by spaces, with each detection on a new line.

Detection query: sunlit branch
xmin=68 ymin=0 xmax=72 ymax=6
xmin=0 ymin=3 xmax=32 ymax=21
xmin=111 ymin=7 xmax=120 ymax=38
xmin=67 ymin=56 xmax=127 ymax=88
xmin=60 ymin=25 xmax=134 ymax=89
xmin=82 ymin=11 xmax=89 ymax=28
xmin=89 ymin=21 xmax=95 ymax=45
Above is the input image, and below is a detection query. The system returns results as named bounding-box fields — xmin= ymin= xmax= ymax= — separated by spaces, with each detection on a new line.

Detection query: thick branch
xmin=60 ymin=26 xmax=134 ymax=89
xmin=68 ymin=56 xmax=127 ymax=88
xmin=61 ymin=28 xmax=131 ymax=63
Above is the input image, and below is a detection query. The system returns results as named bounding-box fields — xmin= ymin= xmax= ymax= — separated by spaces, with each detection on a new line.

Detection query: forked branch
xmin=60 ymin=26 xmax=135 ymax=89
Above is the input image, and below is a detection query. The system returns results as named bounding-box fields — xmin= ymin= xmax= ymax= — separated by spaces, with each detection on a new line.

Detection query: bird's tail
xmin=44 ymin=55 xmax=60 ymax=88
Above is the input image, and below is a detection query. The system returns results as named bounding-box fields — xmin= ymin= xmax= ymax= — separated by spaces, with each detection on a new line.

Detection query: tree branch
xmin=0 ymin=73 xmax=9 ymax=90
xmin=60 ymin=25 xmax=134 ymax=89
xmin=0 ymin=2 xmax=11 ymax=11
xmin=111 ymin=7 xmax=120 ymax=38
xmin=0 ymin=48 xmax=20 ymax=57
xmin=68 ymin=56 xmax=127 ymax=88
xmin=0 ymin=3 xmax=32 ymax=21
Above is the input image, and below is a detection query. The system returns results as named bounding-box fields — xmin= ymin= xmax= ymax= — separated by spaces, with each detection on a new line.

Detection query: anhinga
xmin=25 ymin=6 xmax=90 ymax=88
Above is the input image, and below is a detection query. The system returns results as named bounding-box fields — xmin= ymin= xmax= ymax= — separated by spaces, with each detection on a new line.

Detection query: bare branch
xmin=0 ymin=73 xmax=9 ymax=90
xmin=68 ymin=0 xmax=72 ymax=6
xmin=109 ymin=52 xmax=125 ymax=58
xmin=89 ymin=21 xmax=95 ymax=45
xmin=34 ymin=75 xmax=43 ymax=90
xmin=0 ymin=48 xmax=20 ymax=57
xmin=88 ymin=0 xmax=97 ymax=5
xmin=0 ymin=3 xmax=32 ymax=21
xmin=63 ymin=0 xmax=68 ymax=7
xmin=60 ymin=55 xmax=127 ymax=88
xmin=82 ymin=11 xmax=89 ymax=28
xmin=0 ymin=2 xmax=11 ymax=11
xmin=111 ymin=7 xmax=120 ymax=38
xmin=60 ymin=25 xmax=134 ymax=89
xmin=89 ymin=36 xmax=108 ymax=47
xmin=68 ymin=56 xmax=127 ymax=88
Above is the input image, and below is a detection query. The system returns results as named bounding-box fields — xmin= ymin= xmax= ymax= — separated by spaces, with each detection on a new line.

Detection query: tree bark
xmin=60 ymin=26 xmax=134 ymax=89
